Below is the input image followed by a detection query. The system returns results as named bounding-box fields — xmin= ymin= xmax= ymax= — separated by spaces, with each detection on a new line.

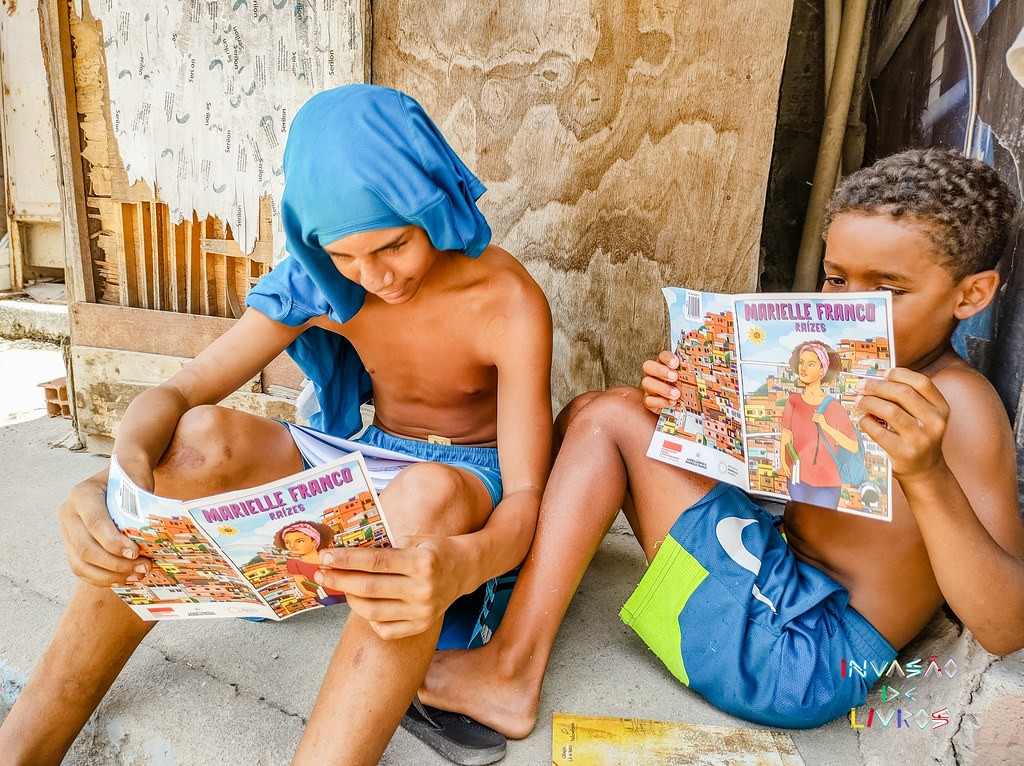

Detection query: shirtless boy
xmin=0 ymin=85 xmax=552 ymax=765
xmin=420 ymin=148 xmax=1024 ymax=734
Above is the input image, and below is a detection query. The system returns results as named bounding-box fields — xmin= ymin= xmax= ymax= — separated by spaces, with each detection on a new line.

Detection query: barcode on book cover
xmin=117 ymin=482 xmax=141 ymax=520
xmin=684 ymin=290 xmax=703 ymax=322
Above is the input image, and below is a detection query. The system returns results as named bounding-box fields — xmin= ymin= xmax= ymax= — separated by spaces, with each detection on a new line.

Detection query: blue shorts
xmin=284 ymin=421 xmax=511 ymax=649
xmin=354 ymin=426 xmax=503 ymax=509
xmin=619 ymin=483 xmax=896 ymax=728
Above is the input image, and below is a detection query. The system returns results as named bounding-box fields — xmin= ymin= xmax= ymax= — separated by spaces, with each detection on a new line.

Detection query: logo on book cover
xmin=659 ymin=439 xmax=683 ymax=462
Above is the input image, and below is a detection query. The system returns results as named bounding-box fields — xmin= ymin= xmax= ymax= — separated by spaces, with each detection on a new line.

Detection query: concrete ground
xmin=1 ymin=315 xmax=1022 ymax=765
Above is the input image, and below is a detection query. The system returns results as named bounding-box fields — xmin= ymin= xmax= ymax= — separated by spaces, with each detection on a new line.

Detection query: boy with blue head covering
xmin=3 ymin=85 xmax=553 ymax=766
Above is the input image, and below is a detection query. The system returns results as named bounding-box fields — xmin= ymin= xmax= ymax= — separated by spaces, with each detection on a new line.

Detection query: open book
xmin=105 ymin=452 xmax=393 ymax=620
xmin=647 ymin=288 xmax=895 ymax=521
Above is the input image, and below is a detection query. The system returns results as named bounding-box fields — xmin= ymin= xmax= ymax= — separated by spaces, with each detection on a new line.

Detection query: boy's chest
xmin=324 ymin=299 xmax=497 ymax=395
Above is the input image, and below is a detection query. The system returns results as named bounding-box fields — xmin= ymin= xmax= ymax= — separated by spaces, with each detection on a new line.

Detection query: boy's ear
xmin=953 ymin=269 xmax=1000 ymax=320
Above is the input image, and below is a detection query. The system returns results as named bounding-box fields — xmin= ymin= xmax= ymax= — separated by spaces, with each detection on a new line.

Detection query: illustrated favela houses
xmin=245 ymin=488 xmax=388 ymax=617
xmin=112 ymin=516 xmax=263 ymax=608
xmin=115 ymin=489 xmax=390 ymax=618
xmin=658 ymin=308 xmax=743 ymax=461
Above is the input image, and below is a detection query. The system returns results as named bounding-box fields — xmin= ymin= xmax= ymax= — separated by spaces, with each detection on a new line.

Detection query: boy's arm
xmin=112 ymin=308 xmax=307 ymax=482
xmin=317 ymin=278 xmax=554 ymax=639
xmin=444 ymin=279 xmax=554 ymax=594
xmin=59 ymin=308 xmax=307 ymax=586
xmin=856 ymin=367 xmax=1024 ymax=655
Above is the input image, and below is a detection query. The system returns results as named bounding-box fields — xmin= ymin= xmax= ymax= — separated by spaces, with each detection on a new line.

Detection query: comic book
xmin=105 ymin=452 xmax=394 ymax=620
xmin=647 ymin=288 xmax=895 ymax=521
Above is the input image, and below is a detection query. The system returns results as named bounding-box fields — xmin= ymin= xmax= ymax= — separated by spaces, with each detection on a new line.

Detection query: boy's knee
xmin=568 ymin=386 xmax=649 ymax=435
xmin=383 ymin=462 xmax=478 ymax=536
xmin=159 ymin=405 xmax=236 ymax=473
xmin=555 ymin=390 xmax=602 ymax=435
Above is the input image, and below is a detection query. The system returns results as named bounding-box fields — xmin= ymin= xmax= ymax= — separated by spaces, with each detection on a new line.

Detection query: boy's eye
xmin=823 ymin=276 xmax=845 ymax=287
xmin=878 ymin=285 xmax=907 ymax=296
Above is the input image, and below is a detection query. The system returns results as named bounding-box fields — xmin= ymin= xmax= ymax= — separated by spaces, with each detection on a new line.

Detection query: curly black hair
xmin=823 ymin=148 xmax=1017 ymax=280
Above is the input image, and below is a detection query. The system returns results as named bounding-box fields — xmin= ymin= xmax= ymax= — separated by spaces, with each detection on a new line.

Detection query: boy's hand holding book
xmin=641 ymin=350 xmax=682 ymax=415
xmin=58 ymin=470 xmax=149 ymax=588
xmin=317 ymin=534 xmax=463 ymax=640
xmin=854 ymin=368 xmax=950 ymax=482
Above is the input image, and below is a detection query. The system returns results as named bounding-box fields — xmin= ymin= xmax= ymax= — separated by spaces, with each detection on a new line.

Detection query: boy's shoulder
xmin=925 ymin=351 xmax=1016 ymax=485
xmin=462 ymin=244 xmax=550 ymax=314
xmin=925 ymin=352 xmax=1005 ymax=422
xmin=470 ymin=244 xmax=539 ymax=282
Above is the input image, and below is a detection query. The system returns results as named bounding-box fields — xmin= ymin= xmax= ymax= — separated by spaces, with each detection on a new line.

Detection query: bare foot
xmin=419 ymin=643 xmax=543 ymax=739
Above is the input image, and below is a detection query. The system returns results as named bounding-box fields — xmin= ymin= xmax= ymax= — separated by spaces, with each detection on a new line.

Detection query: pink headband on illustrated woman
xmin=802 ymin=343 xmax=831 ymax=375
xmin=282 ymin=523 xmax=321 ymax=548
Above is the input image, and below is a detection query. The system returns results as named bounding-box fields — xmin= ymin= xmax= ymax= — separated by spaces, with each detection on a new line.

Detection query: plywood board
xmin=374 ymin=0 xmax=794 ymax=406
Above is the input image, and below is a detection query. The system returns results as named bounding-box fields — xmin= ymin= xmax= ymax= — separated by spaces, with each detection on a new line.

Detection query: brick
xmin=37 ymin=376 xmax=71 ymax=419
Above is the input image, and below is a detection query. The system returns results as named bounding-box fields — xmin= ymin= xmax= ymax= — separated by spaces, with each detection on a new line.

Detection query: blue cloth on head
xmin=246 ymin=85 xmax=491 ymax=437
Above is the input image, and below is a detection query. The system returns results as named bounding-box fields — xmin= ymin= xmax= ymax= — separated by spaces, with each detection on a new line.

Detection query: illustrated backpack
xmin=814 ymin=395 xmax=870 ymax=486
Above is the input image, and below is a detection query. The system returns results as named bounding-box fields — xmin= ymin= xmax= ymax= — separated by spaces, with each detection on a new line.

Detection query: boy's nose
xmin=361 ymin=267 xmax=394 ymax=293
xmin=358 ymin=259 xmax=393 ymax=290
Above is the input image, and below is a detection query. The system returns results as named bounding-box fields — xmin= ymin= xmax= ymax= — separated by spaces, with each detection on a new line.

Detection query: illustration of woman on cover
xmin=778 ymin=340 xmax=859 ymax=509
xmin=273 ymin=521 xmax=346 ymax=606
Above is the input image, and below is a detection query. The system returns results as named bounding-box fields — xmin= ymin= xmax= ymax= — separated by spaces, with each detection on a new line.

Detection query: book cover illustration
xmin=551 ymin=713 xmax=805 ymax=766
xmin=648 ymin=289 xmax=894 ymax=521
xmin=106 ymin=452 xmax=393 ymax=620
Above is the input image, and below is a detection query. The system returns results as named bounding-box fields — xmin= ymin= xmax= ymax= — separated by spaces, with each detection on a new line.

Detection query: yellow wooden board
xmin=551 ymin=713 xmax=805 ymax=766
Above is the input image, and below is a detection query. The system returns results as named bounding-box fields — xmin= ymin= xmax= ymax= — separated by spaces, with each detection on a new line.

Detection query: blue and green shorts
xmin=285 ymin=422 xmax=511 ymax=650
xmin=620 ymin=483 xmax=896 ymax=728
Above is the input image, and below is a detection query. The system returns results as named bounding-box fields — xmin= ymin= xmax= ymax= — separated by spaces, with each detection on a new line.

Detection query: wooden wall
xmin=55 ymin=0 xmax=793 ymax=446
xmin=62 ymin=6 xmax=298 ymax=451
xmin=373 ymin=0 xmax=794 ymax=407
xmin=70 ymin=9 xmax=276 ymax=317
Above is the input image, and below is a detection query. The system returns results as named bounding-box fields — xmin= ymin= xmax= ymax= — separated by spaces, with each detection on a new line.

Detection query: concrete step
xmin=0 ymin=294 xmax=70 ymax=345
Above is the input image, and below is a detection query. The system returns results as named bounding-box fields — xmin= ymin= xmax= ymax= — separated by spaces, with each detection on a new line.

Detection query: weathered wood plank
xmin=201 ymin=236 xmax=274 ymax=263
xmin=73 ymin=346 xmax=261 ymax=393
xmin=39 ymin=0 xmax=95 ymax=304
xmin=118 ymin=203 xmax=140 ymax=307
xmin=871 ymin=0 xmax=926 ymax=77
xmin=70 ymin=302 xmax=305 ymax=390
xmin=70 ymin=346 xmax=300 ymax=443
xmin=72 ymin=302 xmax=235 ymax=355
xmin=373 ymin=0 xmax=794 ymax=406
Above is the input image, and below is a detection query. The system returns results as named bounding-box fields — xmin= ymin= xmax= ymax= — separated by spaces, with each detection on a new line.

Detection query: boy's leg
xmin=0 ymin=406 xmax=304 ymax=766
xmin=292 ymin=461 xmax=493 ymax=766
xmin=420 ymin=387 xmax=717 ymax=738
xmin=0 ymin=583 xmax=155 ymax=765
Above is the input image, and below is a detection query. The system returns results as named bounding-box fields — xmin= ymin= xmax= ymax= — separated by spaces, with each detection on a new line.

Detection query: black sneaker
xmin=400 ymin=697 xmax=507 ymax=765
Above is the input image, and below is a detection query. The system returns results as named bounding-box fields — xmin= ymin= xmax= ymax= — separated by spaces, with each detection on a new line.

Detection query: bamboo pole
xmin=792 ymin=0 xmax=869 ymax=291
xmin=824 ymin=0 xmax=842 ymax=102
